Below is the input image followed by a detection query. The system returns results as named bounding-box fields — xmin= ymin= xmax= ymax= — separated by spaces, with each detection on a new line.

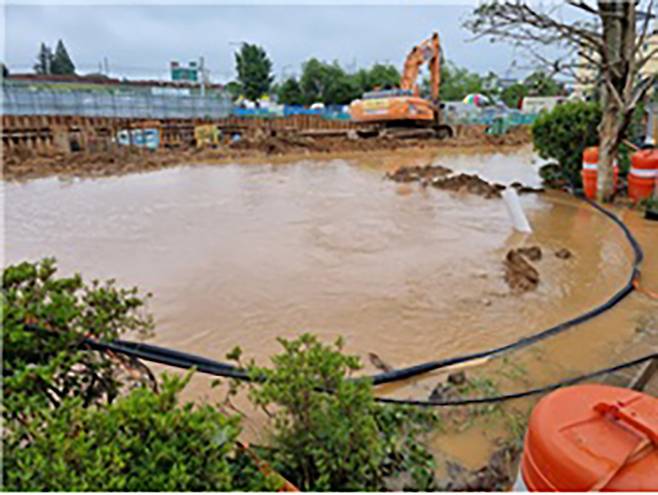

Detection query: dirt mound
xmin=386 ymin=164 xmax=453 ymax=183
xmin=431 ymin=173 xmax=505 ymax=199
xmin=504 ymin=247 xmax=541 ymax=292
xmin=386 ymin=164 xmax=506 ymax=199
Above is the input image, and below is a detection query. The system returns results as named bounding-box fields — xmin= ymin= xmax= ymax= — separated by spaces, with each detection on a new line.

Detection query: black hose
xmin=374 ymin=352 xmax=657 ymax=406
xmin=20 ymin=196 xmax=649 ymax=402
xmin=78 ymin=329 xmax=658 ymax=406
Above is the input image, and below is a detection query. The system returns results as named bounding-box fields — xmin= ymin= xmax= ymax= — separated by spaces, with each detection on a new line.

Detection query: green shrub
xmin=532 ymin=101 xmax=601 ymax=187
xmin=2 ymin=257 xmax=156 ymax=421
xmin=3 ymin=373 xmax=274 ymax=491
xmin=2 ymin=259 xmax=273 ymax=492
xmin=233 ymin=334 xmax=439 ymax=491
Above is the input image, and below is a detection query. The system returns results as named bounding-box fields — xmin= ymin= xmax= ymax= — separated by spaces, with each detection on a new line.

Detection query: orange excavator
xmin=349 ymin=32 xmax=453 ymax=139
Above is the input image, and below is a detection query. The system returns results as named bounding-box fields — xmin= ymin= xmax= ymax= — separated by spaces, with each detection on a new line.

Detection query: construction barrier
xmin=581 ymin=146 xmax=618 ymax=200
xmin=514 ymin=384 xmax=657 ymax=491
xmin=629 ymin=149 xmax=658 ymax=201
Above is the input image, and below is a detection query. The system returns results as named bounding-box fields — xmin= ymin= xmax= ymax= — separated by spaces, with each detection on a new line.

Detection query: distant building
xmin=574 ymin=25 xmax=658 ymax=97
xmin=4 ymin=72 xmax=224 ymax=95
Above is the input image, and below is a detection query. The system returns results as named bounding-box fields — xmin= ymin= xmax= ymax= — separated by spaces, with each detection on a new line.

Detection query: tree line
xmin=22 ymin=38 xmax=563 ymax=108
xmin=229 ymin=42 xmax=564 ymax=107
xmin=34 ymin=40 xmax=76 ymax=75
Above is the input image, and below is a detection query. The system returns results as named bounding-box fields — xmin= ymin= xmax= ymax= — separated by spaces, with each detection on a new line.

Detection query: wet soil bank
xmin=2 ymin=126 xmax=531 ymax=182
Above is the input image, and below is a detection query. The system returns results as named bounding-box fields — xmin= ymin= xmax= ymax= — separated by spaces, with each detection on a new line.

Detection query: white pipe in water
xmin=502 ymin=188 xmax=532 ymax=234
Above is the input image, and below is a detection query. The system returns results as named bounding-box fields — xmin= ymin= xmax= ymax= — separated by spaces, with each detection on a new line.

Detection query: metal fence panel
xmin=1 ymin=85 xmax=233 ymax=119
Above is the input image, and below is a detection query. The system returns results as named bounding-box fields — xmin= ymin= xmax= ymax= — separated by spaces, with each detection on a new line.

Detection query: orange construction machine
xmin=349 ymin=32 xmax=453 ymax=139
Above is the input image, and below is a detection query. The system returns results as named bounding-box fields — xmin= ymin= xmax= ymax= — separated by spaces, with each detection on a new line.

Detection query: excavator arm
xmin=399 ymin=32 xmax=441 ymax=101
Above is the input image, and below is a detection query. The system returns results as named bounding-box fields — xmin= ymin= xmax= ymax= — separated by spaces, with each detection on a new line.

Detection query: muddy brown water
xmin=4 ymin=145 xmax=657 ymax=469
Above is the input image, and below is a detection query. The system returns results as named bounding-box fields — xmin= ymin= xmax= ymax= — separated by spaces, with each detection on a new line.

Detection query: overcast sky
xmin=5 ymin=3 xmax=538 ymax=83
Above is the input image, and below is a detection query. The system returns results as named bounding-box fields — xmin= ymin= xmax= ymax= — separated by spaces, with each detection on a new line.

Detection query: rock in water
xmin=504 ymin=249 xmax=540 ymax=292
xmin=555 ymin=248 xmax=573 ymax=259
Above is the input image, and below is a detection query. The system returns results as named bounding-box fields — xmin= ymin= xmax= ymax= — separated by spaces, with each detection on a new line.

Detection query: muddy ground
xmin=2 ymin=126 xmax=531 ymax=181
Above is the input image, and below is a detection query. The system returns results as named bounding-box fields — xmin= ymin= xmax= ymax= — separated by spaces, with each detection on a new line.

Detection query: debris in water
xmin=438 ymin=443 xmax=522 ymax=491
xmin=368 ymin=352 xmax=394 ymax=373
xmin=555 ymin=248 xmax=573 ymax=259
xmin=447 ymin=371 xmax=467 ymax=386
xmin=429 ymin=371 xmax=469 ymax=402
xmin=510 ymin=181 xmax=544 ymax=194
xmin=504 ymin=248 xmax=540 ymax=293
xmin=516 ymin=246 xmax=542 ymax=261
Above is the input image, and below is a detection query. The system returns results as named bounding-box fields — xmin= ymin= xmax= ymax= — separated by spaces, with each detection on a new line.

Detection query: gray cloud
xmin=5 ymin=4 xmax=527 ymax=82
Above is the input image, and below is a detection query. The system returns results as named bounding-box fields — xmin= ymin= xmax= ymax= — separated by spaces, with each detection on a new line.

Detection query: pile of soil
xmin=504 ymin=247 xmax=541 ymax=293
xmin=431 ymin=173 xmax=505 ymax=199
xmin=387 ymin=164 xmax=506 ymax=199
xmin=385 ymin=164 xmax=453 ymax=183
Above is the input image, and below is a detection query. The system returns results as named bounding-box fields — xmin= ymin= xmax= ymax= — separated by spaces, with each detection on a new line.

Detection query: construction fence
xmin=1 ymin=85 xmax=233 ymax=120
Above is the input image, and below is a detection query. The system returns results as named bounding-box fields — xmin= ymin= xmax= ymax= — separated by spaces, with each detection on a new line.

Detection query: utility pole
xmin=104 ymin=57 xmax=109 ymax=76
xmin=199 ymin=56 xmax=206 ymax=97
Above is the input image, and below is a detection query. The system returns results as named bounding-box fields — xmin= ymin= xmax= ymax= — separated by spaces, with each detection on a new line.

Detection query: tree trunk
xmin=596 ymin=0 xmax=634 ymax=202
xmin=597 ymin=89 xmax=621 ymax=202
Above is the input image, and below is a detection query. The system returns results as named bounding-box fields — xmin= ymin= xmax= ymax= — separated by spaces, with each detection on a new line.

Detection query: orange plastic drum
xmin=629 ymin=150 xmax=658 ymax=201
xmin=517 ymin=384 xmax=658 ymax=491
xmin=581 ymin=147 xmax=618 ymax=200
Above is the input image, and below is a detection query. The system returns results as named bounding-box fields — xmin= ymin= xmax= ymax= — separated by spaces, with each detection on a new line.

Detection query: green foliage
xmin=277 ymin=77 xmax=305 ymax=105
xmin=4 ymin=373 xmax=273 ymax=491
xmin=1 ymin=62 xmax=9 ymax=78
xmin=500 ymin=83 xmax=527 ymax=108
xmin=297 ymin=59 xmax=400 ymax=106
xmin=34 ymin=43 xmax=53 ymax=75
xmin=355 ymin=63 xmax=400 ymax=92
xmin=2 ymin=259 xmax=274 ymax=492
xmin=2 ymin=258 xmax=155 ymax=422
xmin=438 ymin=61 xmax=490 ymax=101
xmin=51 ymin=39 xmax=76 ymax=75
xmin=523 ymin=71 xmax=562 ymax=97
xmin=235 ymin=43 xmax=274 ymax=102
xmin=532 ymin=101 xmax=602 ymax=187
xmin=299 ymin=58 xmax=361 ymax=105
xmin=235 ymin=334 xmax=438 ymax=491
xmin=224 ymin=80 xmax=242 ymax=101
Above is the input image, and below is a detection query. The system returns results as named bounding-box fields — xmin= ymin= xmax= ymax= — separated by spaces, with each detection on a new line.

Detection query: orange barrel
xmin=629 ymin=149 xmax=658 ymax=200
xmin=581 ymin=147 xmax=619 ymax=199
xmin=514 ymin=384 xmax=658 ymax=491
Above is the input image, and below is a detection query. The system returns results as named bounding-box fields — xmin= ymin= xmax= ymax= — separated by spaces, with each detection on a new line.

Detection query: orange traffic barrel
xmin=629 ymin=149 xmax=658 ymax=200
xmin=514 ymin=384 xmax=658 ymax=491
xmin=581 ymin=147 xmax=618 ymax=199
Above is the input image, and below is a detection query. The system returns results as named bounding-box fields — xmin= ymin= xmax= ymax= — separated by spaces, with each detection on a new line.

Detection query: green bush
xmin=532 ymin=101 xmax=601 ymax=187
xmin=3 ymin=261 xmax=439 ymax=491
xmin=2 ymin=259 xmax=273 ymax=491
xmin=3 ymin=373 xmax=274 ymax=491
xmin=2 ymin=258 xmax=156 ymax=422
xmin=234 ymin=334 xmax=439 ymax=491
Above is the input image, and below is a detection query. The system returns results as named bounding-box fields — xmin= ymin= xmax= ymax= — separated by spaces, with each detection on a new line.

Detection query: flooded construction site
xmin=6 ymin=145 xmax=657 ymax=477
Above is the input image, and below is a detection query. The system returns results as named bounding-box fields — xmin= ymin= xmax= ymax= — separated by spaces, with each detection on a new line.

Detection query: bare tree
xmin=465 ymin=1 xmax=658 ymax=201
